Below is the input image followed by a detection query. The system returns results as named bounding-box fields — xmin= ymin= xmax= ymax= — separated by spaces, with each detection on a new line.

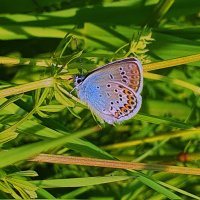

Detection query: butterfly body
xmin=75 ymin=58 xmax=143 ymax=124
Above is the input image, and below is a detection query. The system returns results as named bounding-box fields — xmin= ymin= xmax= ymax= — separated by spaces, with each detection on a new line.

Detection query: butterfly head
xmin=74 ymin=75 xmax=86 ymax=87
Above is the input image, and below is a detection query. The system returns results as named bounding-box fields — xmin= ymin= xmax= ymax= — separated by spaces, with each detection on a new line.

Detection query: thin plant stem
xmin=0 ymin=56 xmax=51 ymax=67
xmin=102 ymin=127 xmax=200 ymax=150
xmin=30 ymin=154 xmax=200 ymax=176
xmin=2 ymin=108 xmax=36 ymax=133
xmin=144 ymin=72 xmax=200 ymax=95
xmin=0 ymin=78 xmax=54 ymax=99
xmin=0 ymin=53 xmax=200 ymax=71
xmin=143 ymin=53 xmax=200 ymax=71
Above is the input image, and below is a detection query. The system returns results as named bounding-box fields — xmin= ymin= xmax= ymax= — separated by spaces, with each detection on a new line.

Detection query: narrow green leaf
xmin=0 ymin=181 xmax=9 ymax=193
xmin=0 ymin=127 xmax=96 ymax=168
xmin=36 ymin=188 xmax=56 ymax=199
xmin=2 ymin=179 xmax=21 ymax=199
xmin=0 ymin=131 xmax=18 ymax=145
xmin=57 ymin=50 xmax=83 ymax=74
xmin=36 ymin=88 xmax=51 ymax=107
xmin=7 ymin=177 xmax=38 ymax=191
xmin=36 ymin=109 xmax=49 ymax=118
xmin=67 ymin=107 xmax=81 ymax=119
xmin=64 ymin=50 xmax=83 ymax=65
xmin=54 ymin=89 xmax=75 ymax=107
xmin=39 ymin=105 xmax=66 ymax=112
xmin=12 ymin=184 xmax=32 ymax=199
xmin=159 ymin=181 xmax=200 ymax=200
xmin=17 ymin=119 xmax=112 ymax=160
xmin=18 ymin=119 xmax=64 ymax=138
xmin=137 ymin=175 xmax=181 ymax=200
xmin=53 ymin=33 xmax=73 ymax=59
xmin=0 ymin=95 xmax=23 ymax=111
xmin=135 ymin=113 xmax=192 ymax=129
xmin=9 ymin=171 xmax=38 ymax=177
xmin=31 ymin=176 xmax=132 ymax=188
xmin=33 ymin=88 xmax=41 ymax=106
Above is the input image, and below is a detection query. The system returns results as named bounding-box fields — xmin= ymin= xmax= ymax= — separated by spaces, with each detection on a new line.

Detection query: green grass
xmin=0 ymin=0 xmax=200 ymax=199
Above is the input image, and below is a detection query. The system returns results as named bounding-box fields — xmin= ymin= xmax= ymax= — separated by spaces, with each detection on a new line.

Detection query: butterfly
xmin=74 ymin=57 xmax=143 ymax=124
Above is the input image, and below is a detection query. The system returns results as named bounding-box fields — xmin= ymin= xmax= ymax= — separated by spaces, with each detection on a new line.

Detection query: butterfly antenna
xmin=69 ymin=86 xmax=77 ymax=95
xmin=69 ymin=84 xmax=83 ymax=107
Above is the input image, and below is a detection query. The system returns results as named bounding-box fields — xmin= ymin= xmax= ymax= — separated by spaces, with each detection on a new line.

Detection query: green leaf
xmin=9 ymin=170 xmax=38 ymax=177
xmin=0 ymin=128 xmax=96 ymax=168
xmin=17 ymin=119 xmax=113 ymax=160
xmin=67 ymin=107 xmax=81 ymax=119
xmin=0 ymin=131 xmax=18 ymax=145
xmin=36 ymin=188 xmax=56 ymax=199
xmin=36 ymin=88 xmax=51 ymax=107
xmin=0 ymin=181 xmax=9 ymax=193
xmin=31 ymin=176 xmax=133 ymax=188
xmin=135 ymin=113 xmax=192 ymax=129
xmin=54 ymin=89 xmax=75 ymax=107
xmin=0 ymin=95 xmax=23 ymax=111
xmin=137 ymin=175 xmax=182 ymax=200
xmin=7 ymin=177 xmax=38 ymax=191
xmin=39 ymin=105 xmax=66 ymax=113
xmin=36 ymin=109 xmax=49 ymax=118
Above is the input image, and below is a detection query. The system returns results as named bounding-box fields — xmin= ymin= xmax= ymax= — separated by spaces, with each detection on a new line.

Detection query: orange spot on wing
xmin=114 ymin=111 xmax=119 ymax=118
xmin=131 ymin=85 xmax=138 ymax=91
xmin=120 ymin=107 xmax=126 ymax=112
xmin=123 ymin=89 xmax=132 ymax=95
xmin=124 ymin=104 xmax=129 ymax=109
xmin=131 ymin=69 xmax=139 ymax=75
xmin=130 ymin=80 xmax=139 ymax=85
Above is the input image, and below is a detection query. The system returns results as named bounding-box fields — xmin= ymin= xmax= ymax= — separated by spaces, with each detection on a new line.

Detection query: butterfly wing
xmin=76 ymin=58 xmax=142 ymax=124
xmin=86 ymin=58 xmax=143 ymax=94
xmin=90 ymin=82 xmax=142 ymax=124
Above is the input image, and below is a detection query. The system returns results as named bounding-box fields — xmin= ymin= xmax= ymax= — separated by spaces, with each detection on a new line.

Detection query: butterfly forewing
xmin=89 ymin=58 xmax=143 ymax=94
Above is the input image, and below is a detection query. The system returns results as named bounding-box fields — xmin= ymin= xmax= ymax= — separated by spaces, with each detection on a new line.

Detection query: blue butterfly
xmin=75 ymin=58 xmax=143 ymax=124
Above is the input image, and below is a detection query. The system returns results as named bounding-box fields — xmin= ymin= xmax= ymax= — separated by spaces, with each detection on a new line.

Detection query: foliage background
xmin=0 ymin=0 xmax=200 ymax=199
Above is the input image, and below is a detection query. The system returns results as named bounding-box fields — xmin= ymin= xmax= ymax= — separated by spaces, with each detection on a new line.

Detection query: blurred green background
xmin=0 ymin=0 xmax=200 ymax=199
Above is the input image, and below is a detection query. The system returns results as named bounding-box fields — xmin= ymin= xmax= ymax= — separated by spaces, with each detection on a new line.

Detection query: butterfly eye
xmin=76 ymin=79 xmax=82 ymax=84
